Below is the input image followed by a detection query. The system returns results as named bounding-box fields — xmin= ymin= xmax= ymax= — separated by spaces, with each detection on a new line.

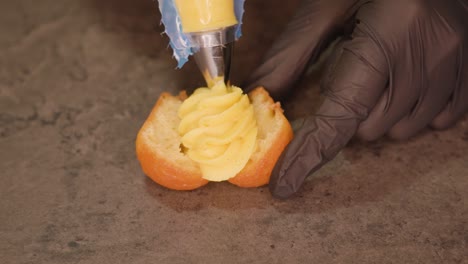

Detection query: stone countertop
xmin=1 ymin=0 xmax=467 ymax=263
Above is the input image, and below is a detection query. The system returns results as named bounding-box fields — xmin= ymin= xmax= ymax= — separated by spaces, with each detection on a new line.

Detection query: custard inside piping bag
xmin=157 ymin=0 xmax=245 ymax=68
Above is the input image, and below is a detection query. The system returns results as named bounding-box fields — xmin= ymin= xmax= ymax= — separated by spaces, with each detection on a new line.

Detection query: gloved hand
xmin=244 ymin=0 xmax=468 ymax=199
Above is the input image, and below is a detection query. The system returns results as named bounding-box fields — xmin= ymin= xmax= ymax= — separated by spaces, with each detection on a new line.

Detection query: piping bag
xmin=157 ymin=0 xmax=246 ymax=87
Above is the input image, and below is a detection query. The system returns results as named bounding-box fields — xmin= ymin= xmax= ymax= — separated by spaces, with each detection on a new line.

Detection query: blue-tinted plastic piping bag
xmin=157 ymin=0 xmax=245 ymax=68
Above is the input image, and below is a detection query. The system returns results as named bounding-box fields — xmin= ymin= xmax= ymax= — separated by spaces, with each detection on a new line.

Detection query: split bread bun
xmin=136 ymin=87 xmax=293 ymax=190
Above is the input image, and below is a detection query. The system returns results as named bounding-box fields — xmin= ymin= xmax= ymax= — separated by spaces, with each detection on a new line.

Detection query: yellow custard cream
xmin=174 ymin=0 xmax=238 ymax=32
xmin=178 ymin=82 xmax=257 ymax=181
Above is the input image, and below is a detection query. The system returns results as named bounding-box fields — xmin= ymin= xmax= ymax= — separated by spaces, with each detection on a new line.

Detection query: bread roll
xmin=136 ymin=87 xmax=293 ymax=190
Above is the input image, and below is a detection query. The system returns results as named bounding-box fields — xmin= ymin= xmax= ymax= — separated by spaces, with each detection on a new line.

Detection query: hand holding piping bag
xmin=244 ymin=0 xmax=468 ymax=199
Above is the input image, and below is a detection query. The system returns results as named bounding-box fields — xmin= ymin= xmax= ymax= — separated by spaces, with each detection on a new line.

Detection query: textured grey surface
xmin=1 ymin=0 xmax=467 ymax=263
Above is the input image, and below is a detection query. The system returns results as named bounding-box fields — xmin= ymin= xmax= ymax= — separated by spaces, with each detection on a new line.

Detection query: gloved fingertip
xmin=268 ymin=151 xmax=303 ymax=200
xmin=269 ymin=183 xmax=297 ymax=200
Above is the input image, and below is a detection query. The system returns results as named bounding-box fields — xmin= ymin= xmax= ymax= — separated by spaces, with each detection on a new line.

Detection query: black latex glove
xmin=244 ymin=0 xmax=468 ymax=199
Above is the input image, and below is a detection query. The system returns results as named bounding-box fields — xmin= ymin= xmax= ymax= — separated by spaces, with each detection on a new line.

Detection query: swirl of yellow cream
xmin=178 ymin=81 xmax=258 ymax=181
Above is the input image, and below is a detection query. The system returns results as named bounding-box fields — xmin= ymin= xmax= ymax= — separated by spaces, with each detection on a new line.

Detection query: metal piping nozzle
xmin=187 ymin=26 xmax=236 ymax=87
